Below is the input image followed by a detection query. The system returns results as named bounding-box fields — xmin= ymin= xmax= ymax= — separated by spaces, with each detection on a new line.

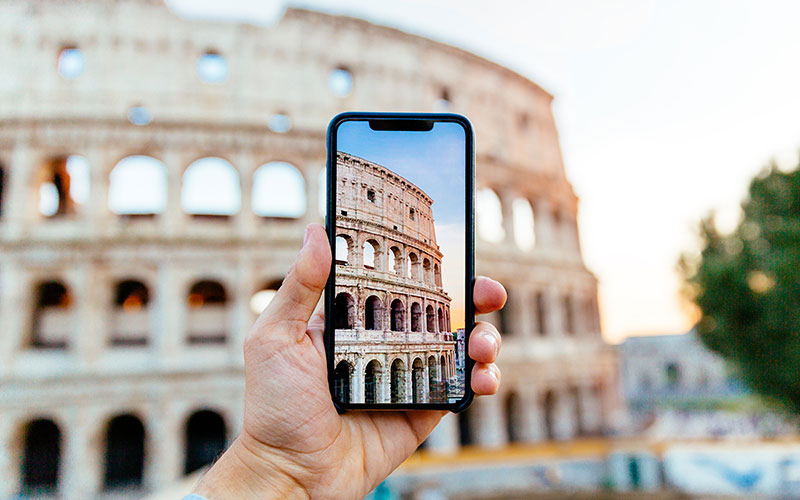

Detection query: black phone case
xmin=324 ymin=111 xmax=476 ymax=413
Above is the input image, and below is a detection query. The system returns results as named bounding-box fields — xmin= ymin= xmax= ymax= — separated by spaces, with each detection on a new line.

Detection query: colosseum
xmin=0 ymin=0 xmax=617 ymax=497
xmin=332 ymin=151 xmax=458 ymax=405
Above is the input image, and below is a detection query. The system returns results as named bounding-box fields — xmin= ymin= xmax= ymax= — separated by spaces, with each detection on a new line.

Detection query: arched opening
xmin=363 ymin=239 xmax=379 ymax=270
xmin=438 ymin=307 xmax=445 ymax=333
xmin=20 ymin=419 xmax=61 ymax=495
xmin=36 ymin=155 xmax=89 ymax=218
xmin=543 ymin=390 xmax=556 ymax=441
xmin=249 ymin=278 xmax=282 ymax=315
xmin=329 ymin=66 xmax=353 ymax=97
xmin=334 ymin=292 xmax=355 ymax=329
xmin=410 ymin=302 xmax=422 ymax=332
xmin=426 ymin=305 xmax=435 ymax=333
xmin=335 ymin=235 xmax=351 ymax=265
xmin=128 ymin=105 xmax=153 ymax=126
xmin=103 ymin=414 xmax=145 ymax=491
xmin=428 ymin=355 xmax=444 ymax=403
xmin=31 ymin=280 xmax=72 ymax=349
xmin=252 ymin=162 xmax=306 ymax=218
xmin=333 ymin=361 xmax=352 ymax=403
xmin=182 ymin=157 xmax=240 ymax=219
xmin=476 ymin=188 xmax=505 ymax=242
xmin=390 ymin=299 xmax=404 ymax=332
xmin=458 ymin=408 xmax=473 ymax=446
xmin=407 ymin=252 xmax=419 ymax=280
xmin=512 ymin=197 xmax=536 ymax=250
xmin=111 ymin=279 xmax=150 ymax=346
xmin=434 ymin=263 xmax=442 ymax=288
xmin=446 ymin=309 xmax=451 ymax=331
xmin=440 ymin=355 xmax=448 ymax=398
xmin=364 ymin=295 xmax=382 ymax=330
xmin=186 ymin=280 xmax=228 ymax=344
xmin=563 ymin=294 xmax=575 ymax=335
xmin=388 ymin=246 xmax=402 ymax=274
xmin=197 ymin=50 xmax=228 ymax=83
xmin=391 ymin=358 xmax=406 ymax=403
xmin=506 ymin=392 xmax=523 ymax=443
xmin=57 ymin=46 xmax=84 ymax=79
xmin=268 ymin=113 xmax=291 ymax=133
xmin=423 ymin=258 xmax=432 ymax=285
xmin=365 ymin=360 xmax=381 ymax=404
xmin=109 ymin=156 xmax=168 ymax=217
xmin=184 ymin=410 xmax=227 ymax=475
xmin=535 ymin=292 xmax=547 ymax=336
xmin=412 ymin=358 xmax=425 ymax=403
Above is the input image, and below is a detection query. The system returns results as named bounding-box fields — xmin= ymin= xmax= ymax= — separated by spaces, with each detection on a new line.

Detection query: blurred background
xmin=2 ymin=0 xmax=800 ymax=498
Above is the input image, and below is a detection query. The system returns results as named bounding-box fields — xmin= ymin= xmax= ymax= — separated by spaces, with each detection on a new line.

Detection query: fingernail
xmin=302 ymin=225 xmax=311 ymax=248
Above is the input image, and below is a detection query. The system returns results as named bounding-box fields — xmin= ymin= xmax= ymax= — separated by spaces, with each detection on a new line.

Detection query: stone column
xmin=473 ymin=396 xmax=506 ymax=448
xmin=553 ymin=388 xmax=576 ymax=441
xmin=379 ymin=354 xmax=390 ymax=403
xmin=0 ymin=413 xmax=16 ymax=498
xmin=232 ymin=261 xmax=254 ymax=367
xmin=404 ymin=353 xmax=413 ymax=403
xmin=161 ymin=150 xmax=186 ymax=236
xmin=546 ymin=289 xmax=564 ymax=337
xmin=0 ymin=262 xmax=27 ymax=376
xmin=236 ymin=151 xmax=257 ymax=239
xmin=75 ymin=262 xmax=107 ymax=368
xmin=422 ymin=359 xmax=430 ymax=403
xmin=3 ymin=142 xmax=36 ymax=239
xmin=579 ymin=385 xmax=602 ymax=435
xmin=156 ymin=265 xmax=184 ymax=369
xmin=353 ymin=357 xmax=364 ymax=403
xmin=85 ymin=147 xmax=112 ymax=239
xmin=148 ymin=402 xmax=183 ymax=490
xmin=498 ymin=189 xmax=515 ymax=243
xmin=426 ymin=412 xmax=459 ymax=454
xmin=533 ymin=199 xmax=554 ymax=253
xmin=63 ymin=408 xmax=102 ymax=499
xmin=521 ymin=389 xmax=545 ymax=443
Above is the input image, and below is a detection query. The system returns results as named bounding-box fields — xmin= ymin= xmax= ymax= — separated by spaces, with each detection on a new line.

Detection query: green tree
xmin=681 ymin=163 xmax=800 ymax=413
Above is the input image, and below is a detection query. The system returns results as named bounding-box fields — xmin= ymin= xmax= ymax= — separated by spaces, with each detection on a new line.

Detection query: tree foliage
xmin=682 ymin=164 xmax=800 ymax=413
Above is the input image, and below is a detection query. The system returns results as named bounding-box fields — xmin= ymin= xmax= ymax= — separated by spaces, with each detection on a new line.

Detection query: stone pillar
xmin=553 ymin=388 xmax=576 ymax=441
xmin=473 ymin=396 xmax=506 ymax=448
xmin=147 ymin=402 xmax=182 ymax=490
xmin=521 ymin=389 xmax=545 ymax=443
xmin=85 ymin=147 xmax=111 ymax=239
xmin=161 ymin=151 xmax=186 ymax=235
xmin=0 ymin=262 xmax=27 ymax=376
xmin=353 ymin=357 xmax=364 ymax=403
xmin=533 ymin=199 xmax=555 ymax=253
xmin=404 ymin=353 xmax=413 ymax=403
xmin=156 ymin=265 xmax=184 ymax=369
xmin=547 ymin=289 xmax=564 ymax=337
xmin=422 ymin=359 xmax=430 ymax=403
xmin=0 ymin=414 xmax=16 ymax=498
xmin=3 ymin=142 xmax=36 ymax=239
xmin=63 ymin=408 xmax=102 ymax=499
xmin=426 ymin=412 xmax=459 ymax=454
xmin=498 ymin=189 xmax=514 ymax=243
xmin=232 ymin=261 xmax=254 ymax=367
xmin=236 ymin=151 xmax=257 ymax=239
xmin=579 ymin=385 xmax=602 ymax=435
xmin=75 ymin=262 xmax=107 ymax=367
xmin=379 ymin=355 xmax=390 ymax=403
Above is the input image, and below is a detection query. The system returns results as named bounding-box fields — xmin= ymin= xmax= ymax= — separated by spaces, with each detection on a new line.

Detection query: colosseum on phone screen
xmin=332 ymin=121 xmax=467 ymax=405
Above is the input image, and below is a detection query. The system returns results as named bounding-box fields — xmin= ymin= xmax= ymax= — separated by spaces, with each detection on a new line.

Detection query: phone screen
xmin=327 ymin=114 xmax=473 ymax=409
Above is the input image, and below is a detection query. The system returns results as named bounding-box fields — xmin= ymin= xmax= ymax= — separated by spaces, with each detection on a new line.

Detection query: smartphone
xmin=324 ymin=112 xmax=475 ymax=412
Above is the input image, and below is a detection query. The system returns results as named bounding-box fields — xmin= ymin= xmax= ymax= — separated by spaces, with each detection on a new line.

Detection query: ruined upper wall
xmin=0 ymin=0 xmax=567 ymax=178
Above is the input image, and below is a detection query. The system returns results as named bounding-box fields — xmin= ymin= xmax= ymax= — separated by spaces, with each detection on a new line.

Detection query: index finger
xmin=474 ymin=276 xmax=506 ymax=315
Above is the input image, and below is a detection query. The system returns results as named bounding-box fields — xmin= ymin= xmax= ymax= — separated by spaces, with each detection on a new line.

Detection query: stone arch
xmin=440 ymin=355 xmax=447 ymax=383
xmin=249 ymin=278 xmax=283 ymax=315
xmin=109 ymin=155 xmax=168 ymax=217
xmin=334 ymin=292 xmax=355 ymax=329
xmin=35 ymin=155 xmax=89 ymax=218
xmin=364 ymin=359 xmax=382 ymax=404
xmin=388 ymin=245 xmax=403 ymax=275
xmin=333 ymin=360 xmax=353 ymax=403
xmin=19 ymin=418 xmax=62 ymax=495
xmin=390 ymin=358 xmax=407 ymax=403
xmin=335 ymin=234 xmax=353 ymax=265
xmin=364 ymin=295 xmax=383 ymax=330
xmin=252 ymin=161 xmax=306 ymax=218
xmin=426 ymin=304 xmax=436 ymax=333
xmin=446 ymin=309 xmax=451 ymax=331
xmin=184 ymin=409 xmax=227 ymax=475
xmin=412 ymin=357 xmax=425 ymax=403
xmin=434 ymin=262 xmax=442 ymax=287
xmin=111 ymin=279 xmax=151 ymax=346
xmin=437 ymin=306 xmax=445 ymax=332
xmin=30 ymin=279 xmax=73 ymax=349
xmin=505 ymin=392 xmax=523 ymax=443
xmin=102 ymin=414 xmax=145 ymax=491
xmin=362 ymin=238 xmax=381 ymax=270
xmin=410 ymin=302 xmax=422 ymax=332
xmin=186 ymin=280 xmax=229 ymax=344
xmin=512 ymin=196 xmax=536 ymax=250
xmin=407 ymin=252 xmax=419 ymax=280
xmin=422 ymin=257 xmax=432 ymax=285
xmin=390 ymin=298 xmax=404 ymax=332
xmin=182 ymin=157 xmax=241 ymax=218
xmin=476 ymin=187 xmax=505 ymax=242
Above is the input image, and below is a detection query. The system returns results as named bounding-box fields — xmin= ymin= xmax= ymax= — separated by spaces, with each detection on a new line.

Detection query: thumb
xmin=254 ymin=224 xmax=331 ymax=341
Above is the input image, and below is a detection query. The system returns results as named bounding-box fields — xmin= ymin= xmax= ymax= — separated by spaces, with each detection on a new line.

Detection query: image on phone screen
xmin=329 ymin=116 xmax=471 ymax=407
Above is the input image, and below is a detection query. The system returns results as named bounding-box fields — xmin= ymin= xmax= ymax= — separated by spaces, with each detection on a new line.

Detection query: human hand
xmin=193 ymin=223 xmax=506 ymax=499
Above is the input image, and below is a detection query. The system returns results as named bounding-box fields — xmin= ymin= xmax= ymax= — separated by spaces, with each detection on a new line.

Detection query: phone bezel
xmin=325 ymin=111 xmax=476 ymax=413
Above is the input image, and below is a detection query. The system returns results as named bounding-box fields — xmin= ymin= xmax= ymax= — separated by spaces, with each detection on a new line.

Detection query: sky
xmin=337 ymin=120 xmax=467 ymax=328
xmin=166 ymin=0 xmax=800 ymax=343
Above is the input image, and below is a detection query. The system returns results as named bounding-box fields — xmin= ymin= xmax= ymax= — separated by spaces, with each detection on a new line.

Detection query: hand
xmin=193 ymin=223 xmax=506 ymax=499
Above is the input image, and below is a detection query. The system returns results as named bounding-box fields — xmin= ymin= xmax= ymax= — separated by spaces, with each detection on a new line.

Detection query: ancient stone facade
xmin=333 ymin=152 xmax=457 ymax=405
xmin=0 ymin=0 xmax=617 ymax=497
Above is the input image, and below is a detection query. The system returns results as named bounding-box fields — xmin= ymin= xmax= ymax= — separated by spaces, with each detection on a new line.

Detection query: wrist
xmin=192 ymin=435 xmax=310 ymax=500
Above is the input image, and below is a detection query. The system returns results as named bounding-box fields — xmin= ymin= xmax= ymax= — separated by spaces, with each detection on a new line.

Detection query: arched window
xmin=390 ymin=299 xmax=404 ymax=332
xmin=440 ymin=355 xmax=447 ymax=386
xmin=329 ymin=66 xmax=353 ymax=97
xmin=512 ymin=197 xmax=535 ymax=250
xmin=37 ymin=155 xmax=89 ymax=218
xmin=410 ymin=302 xmax=422 ymax=332
xmin=20 ymin=419 xmax=61 ymax=495
xmin=506 ymin=392 xmax=523 ymax=443
xmin=423 ymin=258 xmax=432 ymax=285
xmin=268 ymin=113 xmax=291 ymax=133
xmin=390 ymin=358 xmax=406 ymax=403
xmin=428 ymin=355 xmax=444 ymax=403
xmin=446 ymin=309 xmax=451 ymax=331
xmin=103 ymin=415 xmax=145 ymax=490
xmin=365 ymin=360 xmax=381 ymax=404
xmin=182 ymin=157 xmax=240 ymax=218
xmin=186 ymin=280 xmax=228 ymax=344
xmin=197 ymin=50 xmax=228 ymax=83
xmin=388 ymin=246 xmax=402 ymax=275
xmin=111 ymin=280 xmax=150 ymax=346
xmin=109 ymin=156 xmax=167 ymax=217
xmin=476 ymin=188 xmax=505 ymax=242
xmin=438 ymin=306 xmax=445 ymax=333
xmin=363 ymin=239 xmax=379 ymax=270
xmin=334 ymin=293 xmax=355 ymax=329
xmin=252 ymin=162 xmax=306 ymax=218
xmin=333 ymin=361 xmax=352 ymax=403
xmin=433 ymin=263 xmax=442 ymax=288
xmin=426 ymin=305 xmax=435 ymax=333
xmin=536 ymin=292 xmax=547 ymax=335
xmin=412 ymin=358 xmax=425 ymax=403
xmin=364 ymin=295 xmax=382 ymax=330
xmin=563 ymin=294 xmax=574 ymax=335
xmin=31 ymin=280 xmax=72 ymax=349
xmin=57 ymin=46 xmax=84 ymax=79
xmin=335 ymin=235 xmax=351 ymax=265
xmin=250 ymin=279 xmax=282 ymax=315
xmin=458 ymin=408 xmax=473 ymax=446
xmin=407 ymin=252 xmax=419 ymax=280
xmin=543 ymin=390 xmax=556 ymax=440
xmin=184 ymin=410 xmax=227 ymax=475
xmin=128 ymin=105 xmax=152 ymax=126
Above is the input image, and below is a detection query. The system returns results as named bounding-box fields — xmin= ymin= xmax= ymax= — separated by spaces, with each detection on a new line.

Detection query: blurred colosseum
xmin=333 ymin=151 xmax=457 ymax=406
xmin=0 ymin=0 xmax=617 ymax=497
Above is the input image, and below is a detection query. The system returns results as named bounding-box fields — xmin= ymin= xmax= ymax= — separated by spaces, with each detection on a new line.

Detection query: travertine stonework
xmin=0 ymin=0 xmax=617 ymax=497
xmin=333 ymin=152 xmax=457 ymax=405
